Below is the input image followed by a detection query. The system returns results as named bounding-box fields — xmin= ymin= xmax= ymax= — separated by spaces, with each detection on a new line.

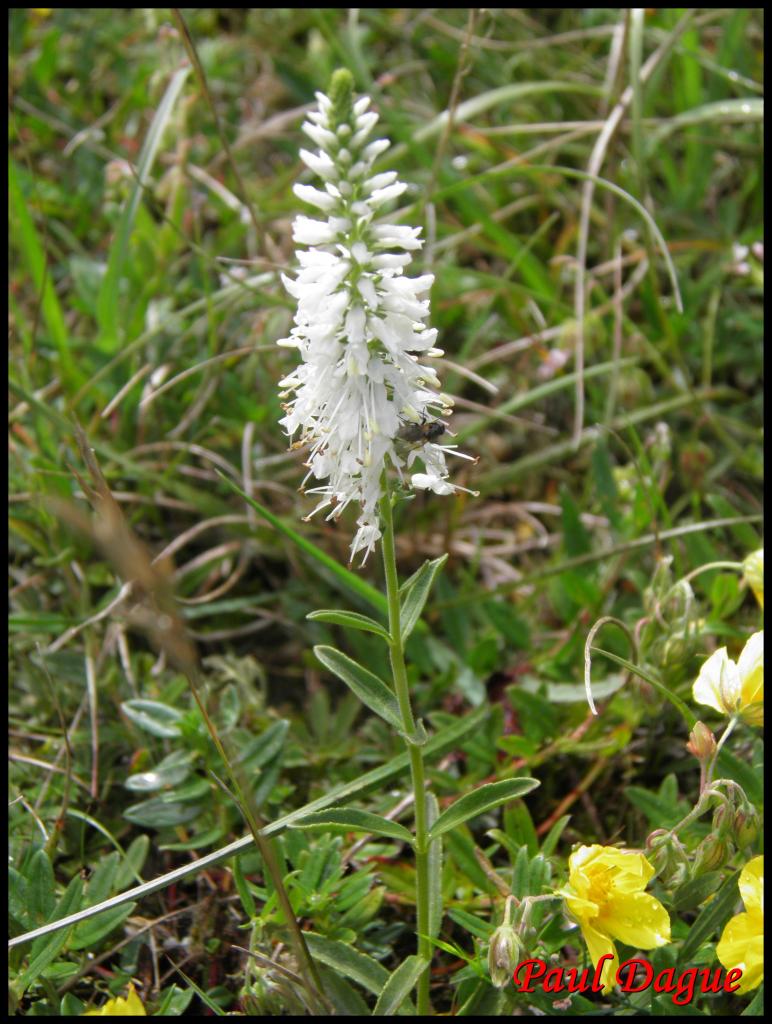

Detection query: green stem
xmin=380 ymin=481 xmax=433 ymax=1015
xmin=184 ymin=667 xmax=329 ymax=1014
xmin=706 ymin=715 xmax=739 ymax=787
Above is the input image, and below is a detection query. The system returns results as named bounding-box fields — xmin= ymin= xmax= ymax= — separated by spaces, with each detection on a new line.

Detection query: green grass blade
xmin=9 ymin=157 xmax=76 ymax=384
xmin=96 ymin=64 xmax=190 ymax=349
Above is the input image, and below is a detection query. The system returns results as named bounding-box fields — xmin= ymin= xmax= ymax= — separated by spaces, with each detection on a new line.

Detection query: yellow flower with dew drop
xmin=692 ymin=631 xmax=763 ymax=726
xmin=743 ymin=548 xmax=763 ymax=609
xmin=82 ymin=982 xmax=146 ymax=1016
xmin=560 ymin=845 xmax=671 ymax=993
xmin=716 ymin=856 xmax=763 ymax=994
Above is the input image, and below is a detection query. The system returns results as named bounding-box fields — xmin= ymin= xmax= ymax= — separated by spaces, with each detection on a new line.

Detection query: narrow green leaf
xmin=26 ymin=848 xmax=55 ymax=927
xmin=69 ymin=903 xmax=135 ymax=950
xmin=677 ymin=870 xmax=740 ymax=963
xmin=426 ymin=793 xmax=443 ymax=941
xmin=304 ymin=932 xmax=389 ymax=995
xmin=429 ymin=778 xmax=540 ymax=842
xmin=9 ymin=157 xmax=76 ymax=382
xmin=216 ymin=472 xmax=387 ymax=616
xmin=540 ymin=815 xmax=571 ymax=858
xmin=373 ymin=955 xmax=428 ymax=1015
xmin=716 ymin=747 xmax=763 ymax=806
xmin=236 ymin=719 xmax=289 ymax=771
xmin=400 ymin=555 xmax=448 ymax=642
xmin=316 ymin=965 xmax=371 ymax=1016
xmin=307 ymin=609 xmax=390 ymax=641
xmin=15 ymin=876 xmax=83 ymax=995
xmin=742 ymin=986 xmax=765 ymax=1016
xmin=96 ymin=65 xmax=190 ymax=348
xmin=232 ymin=856 xmax=256 ymax=918
xmin=292 ymin=808 xmax=413 ymax=845
xmin=671 ymin=872 xmax=722 ymax=913
xmin=314 ymin=645 xmax=402 ymax=732
xmin=116 ymin=835 xmax=150 ymax=889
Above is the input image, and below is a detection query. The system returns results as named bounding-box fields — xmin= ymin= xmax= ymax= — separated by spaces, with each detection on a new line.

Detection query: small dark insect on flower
xmin=397 ymin=417 xmax=446 ymax=447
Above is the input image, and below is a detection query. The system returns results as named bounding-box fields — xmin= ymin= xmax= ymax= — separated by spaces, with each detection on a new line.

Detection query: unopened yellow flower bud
xmin=686 ymin=721 xmax=716 ymax=762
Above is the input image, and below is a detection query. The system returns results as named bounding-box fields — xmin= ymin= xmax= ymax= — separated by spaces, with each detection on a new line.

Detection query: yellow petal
xmin=563 ymin=891 xmax=600 ymax=921
xmin=693 ymin=647 xmax=740 ymax=715
xmin=580 ymin=919 xmax=618 ymax=994
xmin=716 ymin=910 xmax=764 ymax=993
xmin=737 ymin=631 xmax=763 ymax=725
xmin=82 ymin=983 xmax=147 ymax=1016
xmin=738 ymin=856 xmax=764 ymax=915
xmin=569 ymin=845 xmax=654 ymax=893
xmin=599 ymin=890 xmax=672 ymax=949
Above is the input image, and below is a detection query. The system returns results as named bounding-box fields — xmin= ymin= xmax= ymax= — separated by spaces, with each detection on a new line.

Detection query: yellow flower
xmin=692 ymin=631 xmax=763 ymax=726
xmin=716 ymin=856 xmax=764 ymax=993
xmin=561 ymin=845 xmax=671 ymax=993
xmin=743 ymin=548 xmax=763 ymax=609
xmin=82 ymin=983 xmax=147 ymax=1016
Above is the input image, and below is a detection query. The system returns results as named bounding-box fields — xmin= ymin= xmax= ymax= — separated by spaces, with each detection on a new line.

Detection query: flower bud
xmin=686 ymin=722 xmax=716 ymax=762
xmin=644 ymin=556 xmax=674 ymax=613
xmin=662 ymin=633 xmax=696 ymax=667
xmin=488 ymin=922 xmax=521 ymax=989
xmin=711 ymin=801 xmax=733 ymax=837
xmin=693 ymin=833 xmax=731 ymax=877
xmin=742 ymin=549 xmax=763 ymax=609
xmin=648 ymin=831 xmax=688 ymax=886
xmin=733 ymin=806 xmax=761 ymax=849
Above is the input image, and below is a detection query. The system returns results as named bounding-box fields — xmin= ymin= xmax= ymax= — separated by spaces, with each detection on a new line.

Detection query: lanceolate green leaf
xmin=677 ymin=869 xmax=740 ymax=963
xmin=400 ymin=555 xmax=448 ymax=642
xmin=307 ymin=609 xmax=390 ymax=641
xmin=314 ymin=645 xmax=403 ymax=732
xmin=373 ymin=955 xmax=429 ymax=1015
xmin=304 ymin=932 xmax=389 ymax=995
xmin=292 ymin=808 xmax=413 ymax=845
xmin=426 ymin=793 xmax=443 ymax=941
xmin=428 ymin=778 xmax=540 ymax=843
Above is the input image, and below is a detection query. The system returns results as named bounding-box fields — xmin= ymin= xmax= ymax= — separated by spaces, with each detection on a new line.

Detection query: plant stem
xmin=184 ymin=666 xmax=330 ymax=1014
xmin=380 ymin=482 xmax=433 ymax=1015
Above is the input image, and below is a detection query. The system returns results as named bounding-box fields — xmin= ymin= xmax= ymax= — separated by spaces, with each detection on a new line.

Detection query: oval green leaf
xmin=120 ymin=699 xmax=183 ymax=738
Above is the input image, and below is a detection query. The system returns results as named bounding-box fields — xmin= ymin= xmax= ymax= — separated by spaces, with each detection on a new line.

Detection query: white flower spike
xmin=278 ymin=70 xmax=475 ymax=563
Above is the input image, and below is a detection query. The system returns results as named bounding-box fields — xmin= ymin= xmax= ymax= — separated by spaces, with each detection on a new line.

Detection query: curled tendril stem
xmin=584 ymin=615 xmax=639 ymax=716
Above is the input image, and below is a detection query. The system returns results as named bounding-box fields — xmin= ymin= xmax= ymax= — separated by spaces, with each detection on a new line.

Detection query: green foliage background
xmin=9 ymin=8 xmax=763 ymax=1016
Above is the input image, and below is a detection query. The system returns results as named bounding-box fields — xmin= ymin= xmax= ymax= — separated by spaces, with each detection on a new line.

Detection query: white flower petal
xmin=277 ymin=82 xmax=470 ymax=562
